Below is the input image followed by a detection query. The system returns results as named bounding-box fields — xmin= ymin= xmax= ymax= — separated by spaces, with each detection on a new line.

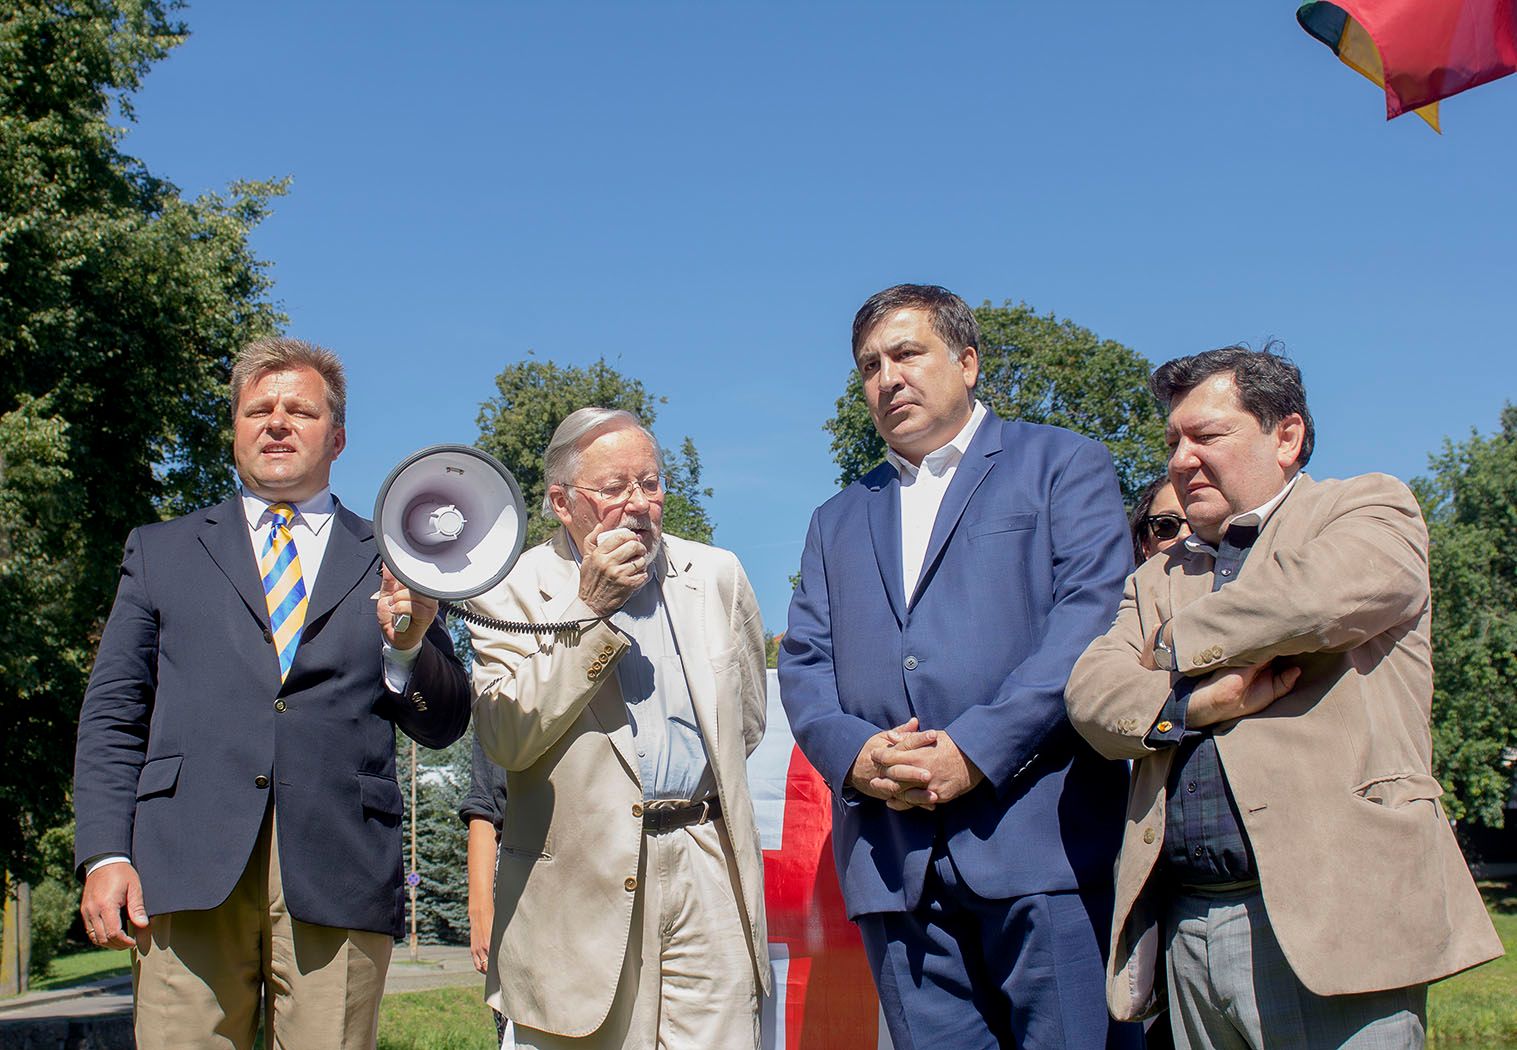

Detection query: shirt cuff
xmin=85 ymin=854 xmax=132 ymax=876
xmin=1144 ymin=676 xmax=1197 ymax=749
xmin=382 ymin=641 xmax=423 ymax=694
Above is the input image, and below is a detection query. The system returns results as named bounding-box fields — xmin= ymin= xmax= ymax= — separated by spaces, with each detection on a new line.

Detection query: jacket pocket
xmin=356 ymin=772 xmax=403 ymax=820
xmin=1352 ymin=772 xmax=1443 ymax=809
xmin=499 ymin=843 xmax=551 ymax=862
xmin=967 ymin=511 xmax=1037 ymax=539
xmin=136 ymin=755 xmax=184 ymax=800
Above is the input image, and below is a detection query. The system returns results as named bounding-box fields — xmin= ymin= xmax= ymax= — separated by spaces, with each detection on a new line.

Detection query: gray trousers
xmin=1166 ymin=885 xmax=1426 ymax=1050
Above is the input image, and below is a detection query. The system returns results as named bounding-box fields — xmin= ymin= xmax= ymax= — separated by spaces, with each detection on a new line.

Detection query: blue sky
xmin=121 ymin=2 xmax=1517 ymax=632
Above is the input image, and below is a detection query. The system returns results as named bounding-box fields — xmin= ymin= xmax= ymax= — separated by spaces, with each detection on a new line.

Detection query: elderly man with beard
xmin=464 ymin=407 xmax=771 ymax=1049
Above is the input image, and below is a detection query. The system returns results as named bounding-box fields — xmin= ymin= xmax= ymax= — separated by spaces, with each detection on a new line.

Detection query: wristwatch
xmin=1152 ymin=619 xmax=1176 ymax=672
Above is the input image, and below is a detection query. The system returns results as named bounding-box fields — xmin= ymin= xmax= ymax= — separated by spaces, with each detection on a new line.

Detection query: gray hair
xmin=230 ymin=336 xmax=347 ymax=427
xmin=541 ymin=407 xmax=663 ymax=515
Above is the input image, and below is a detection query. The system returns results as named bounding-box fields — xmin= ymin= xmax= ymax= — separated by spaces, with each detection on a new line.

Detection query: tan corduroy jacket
xmin=1067 ymin=473 xmax=1501 ymax=1021
xmin=466 ymin=531 xmax=771 ymax=1037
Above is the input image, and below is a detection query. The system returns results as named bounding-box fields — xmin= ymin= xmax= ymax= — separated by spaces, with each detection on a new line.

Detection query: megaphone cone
xmin=373 ymin=445 xmax=527 ymax=602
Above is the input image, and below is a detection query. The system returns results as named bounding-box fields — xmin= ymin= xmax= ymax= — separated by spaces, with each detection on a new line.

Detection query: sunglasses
xmin=1142 ymin=513 xmax=1189 ymax=542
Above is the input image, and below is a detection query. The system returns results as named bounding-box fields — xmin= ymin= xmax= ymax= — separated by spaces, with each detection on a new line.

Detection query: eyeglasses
xmin=1142 ymin=513 xmax=1189 ymax=542
xmin=571 ymin=475 xmax=664 ymax=506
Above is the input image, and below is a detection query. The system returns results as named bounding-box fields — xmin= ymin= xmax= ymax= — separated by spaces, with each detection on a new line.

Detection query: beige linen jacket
xmin=465 ymin=530 xmax=771 ymax=1037
xmin=1066 ymin=473 xmax=1500 ymax=1022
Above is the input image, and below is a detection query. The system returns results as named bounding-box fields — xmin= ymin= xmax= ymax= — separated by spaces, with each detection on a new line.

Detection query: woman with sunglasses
xmin=1129 ymin=476 xmax=1192 ymax=564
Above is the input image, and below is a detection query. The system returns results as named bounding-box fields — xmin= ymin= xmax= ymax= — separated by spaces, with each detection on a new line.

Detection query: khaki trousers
xmin=514 ymin=816 xmax=760 ymax=1050
xmin=133 ymin=807 xmax=393 ymax=1050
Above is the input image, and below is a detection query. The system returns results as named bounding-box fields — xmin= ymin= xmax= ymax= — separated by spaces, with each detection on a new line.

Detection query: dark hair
xmin=851 ymin=284 xmax=979 ymax=362
xmin=1149 ymin=342 xmax=1314 ymax=467
xmin=1128 ymin=476 xmax=1168 ymax=565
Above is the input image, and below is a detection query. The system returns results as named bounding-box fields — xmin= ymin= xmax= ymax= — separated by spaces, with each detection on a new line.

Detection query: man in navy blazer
xmin=780 ymin=285 xmax=1140 ymax=1049
xmin=73 ymin=337 xmax=470 ymax=1049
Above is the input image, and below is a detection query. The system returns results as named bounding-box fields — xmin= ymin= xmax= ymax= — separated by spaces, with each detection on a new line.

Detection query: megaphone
xmin=374 ymin=444 xmax=528 ymax=604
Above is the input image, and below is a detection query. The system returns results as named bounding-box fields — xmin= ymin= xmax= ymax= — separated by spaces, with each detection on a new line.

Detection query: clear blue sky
xmin=121 ymin=2 xmax=1517 ymax=632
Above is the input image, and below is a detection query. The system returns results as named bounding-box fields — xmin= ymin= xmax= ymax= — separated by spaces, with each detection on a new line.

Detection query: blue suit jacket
xmin=73 ymin=496 xmax=470 ymax=936
xmin=779 ymin=411 xmax=1132 ymax=917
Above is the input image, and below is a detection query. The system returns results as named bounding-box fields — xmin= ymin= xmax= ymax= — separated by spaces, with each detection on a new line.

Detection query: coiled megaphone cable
xmin=438 ymin=601 xmax=602 ymax=637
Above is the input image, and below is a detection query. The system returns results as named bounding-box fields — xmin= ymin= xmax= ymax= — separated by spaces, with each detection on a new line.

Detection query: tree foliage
xmin=1414 ymin=404 xmax=1517 ymax=829
xmin=824 ymin=301 xmax=1167 ymax=502
xmin=0 ymin=0 xmax=285 ymax=874
xmin=474 ymin=356 xmax=714 ymax=546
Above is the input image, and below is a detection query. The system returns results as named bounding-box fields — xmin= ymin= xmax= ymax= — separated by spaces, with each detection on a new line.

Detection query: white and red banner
xmin=751 ymin=670 xmax=893 ymax=1050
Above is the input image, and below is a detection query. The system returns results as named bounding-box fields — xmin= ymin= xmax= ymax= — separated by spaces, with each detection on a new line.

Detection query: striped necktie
xmin=261 ymin=502 xmax=309 ymax=682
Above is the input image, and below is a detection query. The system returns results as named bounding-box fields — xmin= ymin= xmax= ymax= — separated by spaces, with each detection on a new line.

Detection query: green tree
xmin=824 ymin=301 xmax=1167 ymax=502
xmin=0 ymin=1 xmax=286 ymax=876
xmin=396 ymin=734 xmax=471 ymax=945
xmin=474 ymin=356 xmax=714 ymax=545
xmin=1414 ymin=404 xmax=1517 ymax=829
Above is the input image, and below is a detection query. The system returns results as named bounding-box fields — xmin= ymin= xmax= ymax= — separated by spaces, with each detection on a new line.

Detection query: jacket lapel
xmin=305 ymin=503 xmax=378 ymax=628
xmin=866 ymin=468 xmax=907 ymax=627
xmin=198 ymin=496 xmax=271 ymax=629
xmin=543 ymin=531 xmax=641 ymax=784
xmin=911 ymin=412 xmax=1001 ymax=608
xmin=661 ymin=541 xmax=719 ymax=755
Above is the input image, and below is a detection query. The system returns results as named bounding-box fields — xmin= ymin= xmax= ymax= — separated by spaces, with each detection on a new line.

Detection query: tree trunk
xmin=0 ymin=873 xmax=32 ymax=995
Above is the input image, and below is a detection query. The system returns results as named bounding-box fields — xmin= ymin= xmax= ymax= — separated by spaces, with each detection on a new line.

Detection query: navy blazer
xmin=73 ymin=496 xmax=470 ymax=937
xmin=780 ymin=411 xmax=1132 ymax=917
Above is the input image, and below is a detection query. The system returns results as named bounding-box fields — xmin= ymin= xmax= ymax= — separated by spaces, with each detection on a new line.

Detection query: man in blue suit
xmin=780 ymin=285 xmax=1140 ymax=1049
xmin=73 ymin=337 xmax=470 ymax=1049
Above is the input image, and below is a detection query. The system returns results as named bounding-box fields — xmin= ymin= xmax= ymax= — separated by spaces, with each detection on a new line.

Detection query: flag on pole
xmin=1298 ymin=0 xmax=1517 ymax=130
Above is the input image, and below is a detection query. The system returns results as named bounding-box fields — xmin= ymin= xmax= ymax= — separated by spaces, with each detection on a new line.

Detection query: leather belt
xmin=642 ymin=797 xmax=721 ymax=833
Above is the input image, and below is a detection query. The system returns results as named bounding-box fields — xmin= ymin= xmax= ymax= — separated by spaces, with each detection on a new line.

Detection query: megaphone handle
xmin=440 ymin=601 xmax=602 ymax=636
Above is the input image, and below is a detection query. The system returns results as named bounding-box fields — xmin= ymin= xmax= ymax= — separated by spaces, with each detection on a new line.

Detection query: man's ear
xmin=1275 ymin=413 xmax=1305 ymax=468
xmin=959 ymin=345 xmax=979 ymax=391
xmin=548 ymin=485 xmax=574 ymax=528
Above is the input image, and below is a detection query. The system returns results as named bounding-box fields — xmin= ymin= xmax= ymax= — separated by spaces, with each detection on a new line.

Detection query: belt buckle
xmin=697 ymin=799 xmax=710 ymax=825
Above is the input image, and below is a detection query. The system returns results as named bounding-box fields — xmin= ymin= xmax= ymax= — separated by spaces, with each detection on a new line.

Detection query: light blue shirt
xmin=611 ymin=568 xmax=712 ymax=801
xmin=572 ymin=539 xmax=712 ymax=801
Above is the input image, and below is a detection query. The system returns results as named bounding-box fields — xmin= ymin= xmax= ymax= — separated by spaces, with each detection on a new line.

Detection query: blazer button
xmin=273 ymin=699 xmax=287 ymax=712
xmin=903 ymin=655 xmax=918 ymax=670
xmin=624 ymin=876 xmax=638 ymax=892
xmin=631 ymin=803 xmax=644 ymax=818
xmin=254 ymin=775 xmax=270 ymax=789
xmin=263 ymin=628 xmax=273 ymax=644
xmin=1142 ymin=827 xmax=1155 ymax=844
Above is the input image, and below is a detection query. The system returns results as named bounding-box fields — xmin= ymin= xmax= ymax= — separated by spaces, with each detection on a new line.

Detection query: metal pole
xmin=409 ymin=739 xmax=419 ymax=961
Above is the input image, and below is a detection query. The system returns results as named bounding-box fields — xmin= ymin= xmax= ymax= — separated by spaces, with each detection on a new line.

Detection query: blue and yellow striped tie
xmin=261 ymin=502 xmax=308 ymax=682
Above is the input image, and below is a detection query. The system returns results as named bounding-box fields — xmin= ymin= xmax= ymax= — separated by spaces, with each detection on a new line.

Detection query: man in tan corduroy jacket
xmin=1066 ymin=345 xmax=1500 ymax=1050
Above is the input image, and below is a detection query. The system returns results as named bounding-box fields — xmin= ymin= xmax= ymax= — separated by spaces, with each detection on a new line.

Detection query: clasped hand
xmin=849 ymin=717 xmax=984 ymax=812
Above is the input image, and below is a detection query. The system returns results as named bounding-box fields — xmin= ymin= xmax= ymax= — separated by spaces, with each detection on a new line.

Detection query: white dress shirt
xmin=885 ymin=400 xmax=988 ymax=601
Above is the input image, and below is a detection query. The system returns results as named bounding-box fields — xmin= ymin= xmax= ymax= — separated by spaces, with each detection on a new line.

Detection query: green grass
xmin=377 ymin=985 xmax=499 ymax=1050
xmin=22 ymin=885 xmax=1517 ymax=1048
xmin=1428 ymin=881 xmax=1517 ymax=1047
xmin=29 ymin=947 xmax=130 ymax=991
